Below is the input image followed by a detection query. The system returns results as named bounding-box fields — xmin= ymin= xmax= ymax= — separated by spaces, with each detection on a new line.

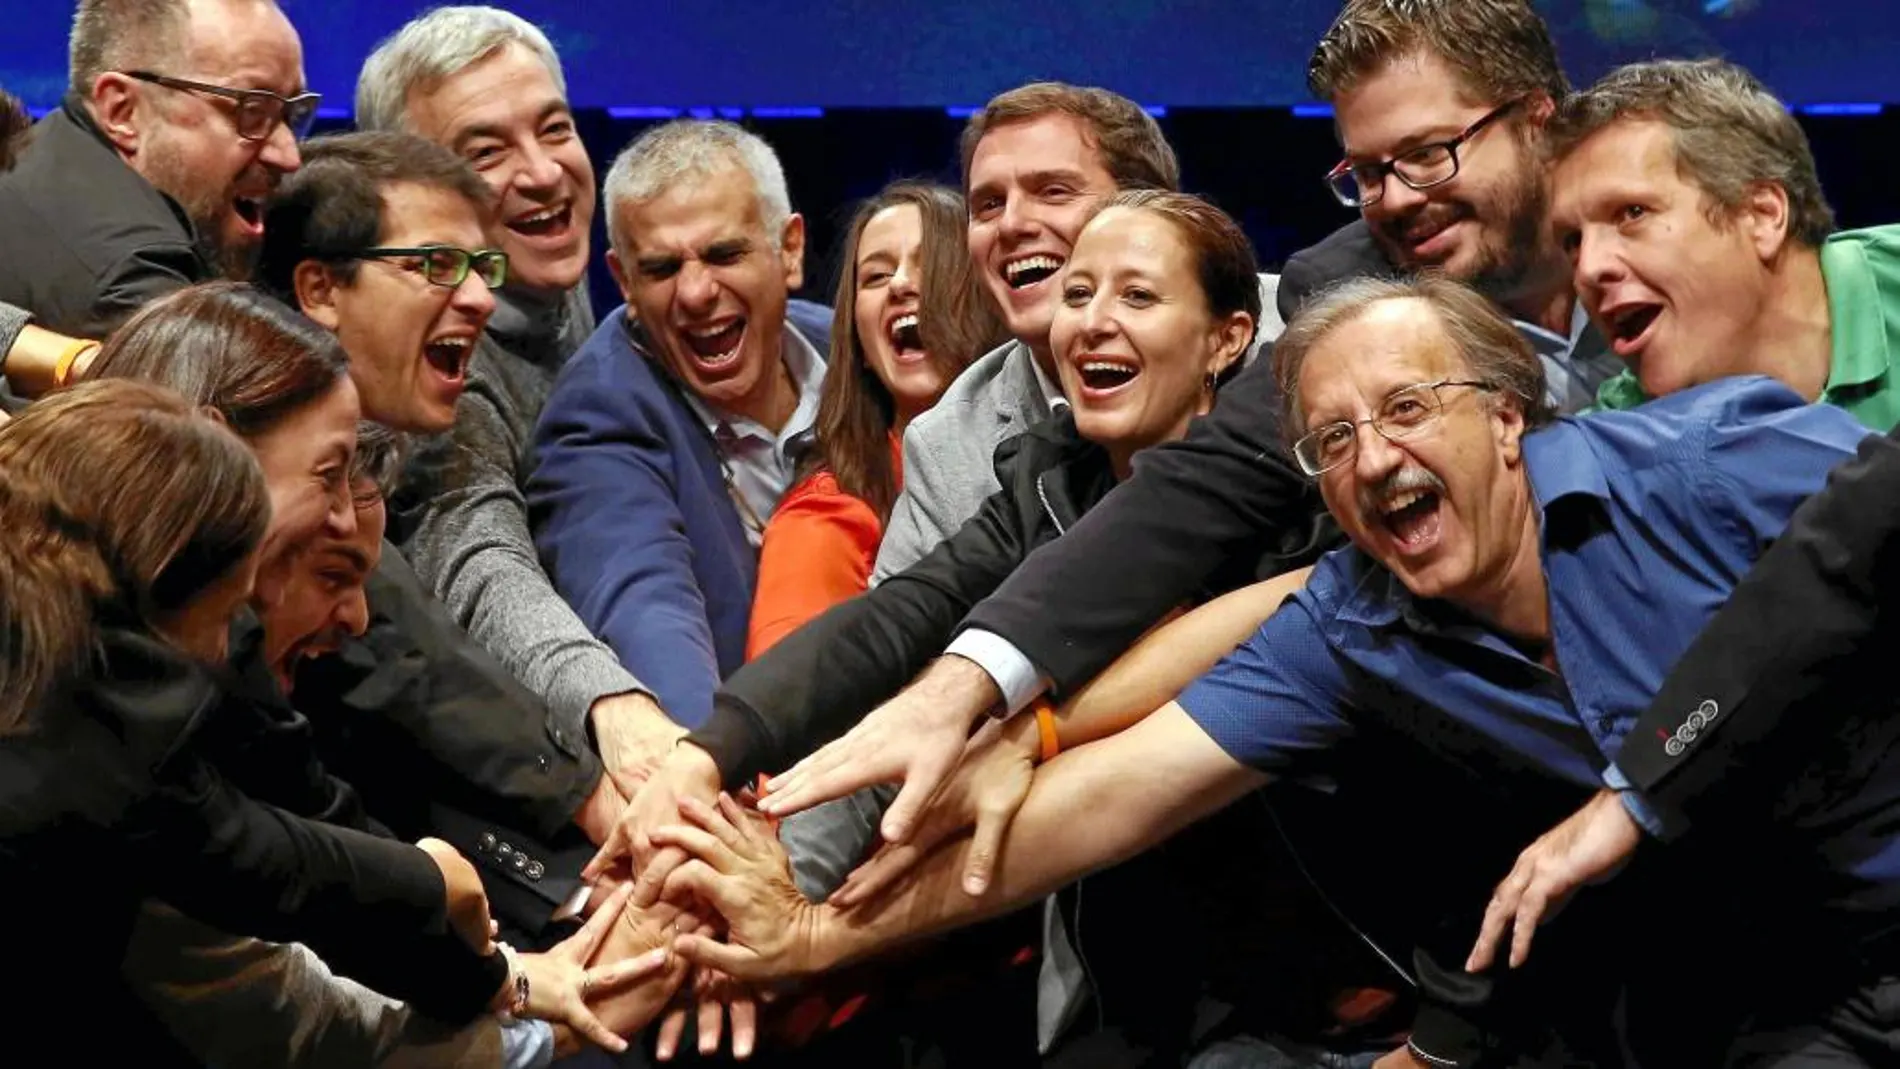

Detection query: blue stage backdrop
xmin=4 ymin=1 xmax=1899 ymax=113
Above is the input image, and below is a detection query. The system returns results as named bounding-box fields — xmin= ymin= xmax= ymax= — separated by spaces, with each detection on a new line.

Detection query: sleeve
xmin=1174 ymin=593 xmax=1357 ymax=776
xmin=134 ymin=751 xmax=508 ymax=1023
xmin=400 ymin=380 xmax=648 ymax=749
xmin=1618 ymin=419 xmax=1900 ymax=816
xmin=293 ymin=554 xmax=600 ymax=841
xmin=125 ymin=902 xmax=508 ymax=1069
xmin=871 ymin=418 xmax=969 ymax=584
xmin=746 ymin=480 xmax=880 ymax=659
xmin=529 ymin=362 xmax=725 ymax=728
xmin=689 ymin=476 xmax=1039 ymax=787
xmin=85 ymin=241 xmax=203 ymax=337
xmin=960 ymin=354 xmax=1329 ymax=693
xmin=0 ymin=299 xmax=29 ymax=362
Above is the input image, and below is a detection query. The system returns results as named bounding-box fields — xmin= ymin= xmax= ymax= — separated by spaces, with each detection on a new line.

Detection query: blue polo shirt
xmin=1180 ymin=376 xmax=1898 ymax=916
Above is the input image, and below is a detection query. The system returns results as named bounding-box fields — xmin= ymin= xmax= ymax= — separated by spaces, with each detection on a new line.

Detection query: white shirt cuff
xmin=945 ymin=629 xmax=1049 ymax=716
xmin=499 ymin=1017 xmax=555 ymax=1069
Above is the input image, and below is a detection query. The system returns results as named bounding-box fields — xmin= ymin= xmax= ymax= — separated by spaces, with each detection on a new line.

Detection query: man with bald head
xmin=0 ymin=0 xmax=314 ymax=337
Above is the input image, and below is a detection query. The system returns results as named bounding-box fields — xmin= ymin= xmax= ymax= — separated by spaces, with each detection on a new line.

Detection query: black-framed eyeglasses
xmin=335 ymin=246 xmax=510 ymax=290
xmin=1293 ymin=379 xmax=1496 ymax=476
xmin=121 ymin=70 xmax=321 ymax=142
xmin=1324 ymin=98 xmax=1524 ymax=209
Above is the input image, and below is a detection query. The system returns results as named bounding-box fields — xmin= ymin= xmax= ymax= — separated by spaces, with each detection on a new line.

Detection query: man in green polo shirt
xmin=1546 ymin=57 xmax=1900 ymax=431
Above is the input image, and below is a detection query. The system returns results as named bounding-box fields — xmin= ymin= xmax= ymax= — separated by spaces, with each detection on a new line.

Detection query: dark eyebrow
xmin=1345 ymin=124 xmax=1466 ymax=162
xmin=635 ymin=253 xmax=682 ymax=274
xmin=856 ymin=249 xmax=898 ymax=270
xmin=703 ymin=237 xmax=753 ymax=259
xmin=1021 ymin=168 xmax=1089 ymax=188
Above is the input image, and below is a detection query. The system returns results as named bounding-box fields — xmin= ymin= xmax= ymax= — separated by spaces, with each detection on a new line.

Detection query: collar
xmin=1819 ymin=229 xmax=1895 ymax=395
xmin=488 ymin=285 xmax=590 ymax=371
xmin=680 ymin=317 xmax=827 ymax=443
xmin=1511 ymin=301 xmax=1592 ymax=358
xmin=1028 ymin=347 xmax=1069 ymax=413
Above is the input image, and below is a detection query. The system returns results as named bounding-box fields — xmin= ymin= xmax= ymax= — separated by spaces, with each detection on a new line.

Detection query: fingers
xmin=878 ymin=737 xmax=961 ymax=843
xmin=729 ymin=991 xmax=759 ymax=1059
xmin=714 ymin=792 xmax=768 ymax=849
xmin=1466 ymin=875 xmax=1520 ymax=973
xmin=655 ymin=1004 xmax=687 ymax=1061
xmin=564 ymin=1003 xmax=630 ymax=1055
xmin=649 ymin=821 xmax=742 ymax=875
xmin=583 ymin=817 xmax=631 ymax=883
xmin=676 ymin=794 xmax=751 ymax=856
xmin=1509 ymin=883 xmax=1551 ymax=969
xmin=660 ymin=858 xmax=747 ymax=921
xmin=672 ymin=932 xmax=762 ymax=978
xmin=755 ymin=744 xmax=858 ymax=818
xmin=632 ymin=844 xmax=689 ymax=909
xmin=696 ymin=993 xmax=724 ymax=1056
xmin=566 ymin=882 xmax=635 ymax=964
xmin=587 ymin=946 xmax=673 ymax=992
xmin=831 ymin=841 xmax=924 ymax=908
xmin=963 ymin=793 xmax=1020 ymax=896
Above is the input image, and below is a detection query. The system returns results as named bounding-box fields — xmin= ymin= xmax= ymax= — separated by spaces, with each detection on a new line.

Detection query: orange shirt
xmin=745 ymin=437 xmax=901 ymax=658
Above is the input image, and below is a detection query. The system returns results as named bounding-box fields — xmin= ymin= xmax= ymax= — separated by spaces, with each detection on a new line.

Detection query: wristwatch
xmin=494 ymin=941 xmax=530 ymax=1017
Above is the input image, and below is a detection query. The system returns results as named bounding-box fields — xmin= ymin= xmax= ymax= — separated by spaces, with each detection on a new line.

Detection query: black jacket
xmin=0 ymin=628 xmax=506 ymax=1067
xmin=0 ymin=96 xmax=212 ymax=338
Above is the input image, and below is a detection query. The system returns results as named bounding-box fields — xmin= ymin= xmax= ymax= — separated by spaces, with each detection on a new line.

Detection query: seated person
xmin=0 ymin=381 xmax=643 ymax=1065
xmin=0 ymin=0 xmax=314 ymax=336
xmin=873 ymin=82 xmax=1293 ymax=584
xmin=355 ymin=9 xmax=681 ymax=781
xmin=1548 ymin=58 xmax=1900 ymax=429
xmin=531 ymin=119 xmax=830 ymax=727
xmin=256 ymin=129 xmax=675 ymax=810
xmin=748 ymin=181 xmax=1005 ymax=656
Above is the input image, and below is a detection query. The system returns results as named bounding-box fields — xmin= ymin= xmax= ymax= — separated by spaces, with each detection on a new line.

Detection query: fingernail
xmin=964 ymin=875 xmax=987 ymax=895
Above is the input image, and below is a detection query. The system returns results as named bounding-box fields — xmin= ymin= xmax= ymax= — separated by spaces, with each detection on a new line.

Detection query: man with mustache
xmin=354 ymin=7 xmax=686 ymax=808
xmin=667 ymin=278 xmax=1883 ymax=1066
xmin=0 ymin=0 xmax=311 ymax=339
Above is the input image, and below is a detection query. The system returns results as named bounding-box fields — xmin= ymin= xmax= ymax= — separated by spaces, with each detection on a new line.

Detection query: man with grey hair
xmin=1549 ymin=57 xmax=1900 ymax=430
xmin=0 ymin=0 xmax=313 ymax=337
xmin=530 ymin=119 xmax=831 ymax=730
xmin=352 ymin=7 xmax=685 ymax=809
xmin=665 ymin=276 xmax=1882 ymax=1067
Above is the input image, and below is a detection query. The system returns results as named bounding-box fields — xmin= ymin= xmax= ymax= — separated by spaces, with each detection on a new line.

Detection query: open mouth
xmin=887 ymin=313 xmax=926 ymax=361
xmin=1378 ymin=487 xmax=1442 ymax=551
xmin=422 ymin=336 xmax=474 ymax=383
xmin=1603 ymin=303 xmax=1663 ymax=358
xmin=683 ymin=318 xmax=746 ymax=369
xmin=508 ymin=202 xmax=572 ymax=239
xmin=233 ymin=195 xmax=265 ymax=233
xmin=1391 ymin=209 xmax=1468 ymax=260
xmin=1077 ymin=358 xmax=1140 ymax=396
xmin=1003 ymin=254 xmax=1064 ymax=291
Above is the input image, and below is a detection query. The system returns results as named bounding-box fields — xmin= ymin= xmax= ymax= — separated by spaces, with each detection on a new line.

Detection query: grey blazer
xmin=872 ymin=272 xmax=1284 ymax=583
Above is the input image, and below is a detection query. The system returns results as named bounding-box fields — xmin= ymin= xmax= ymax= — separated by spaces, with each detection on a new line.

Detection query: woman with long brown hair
xmin=747 ymin=181 xmax=1007 ymax=655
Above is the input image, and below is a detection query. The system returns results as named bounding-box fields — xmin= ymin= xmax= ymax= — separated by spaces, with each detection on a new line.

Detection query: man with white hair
xmin=354 ymin=7 xmax=681 ymax=801
xmin=0 ymin=0 xmax=311 ymax=337
xmin=530 ymin=119 xmax=831 ymax=729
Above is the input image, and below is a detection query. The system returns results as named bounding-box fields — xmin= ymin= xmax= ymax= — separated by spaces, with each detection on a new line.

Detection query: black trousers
xmin=1728 ymin=971 xmax=1900 ymax=1067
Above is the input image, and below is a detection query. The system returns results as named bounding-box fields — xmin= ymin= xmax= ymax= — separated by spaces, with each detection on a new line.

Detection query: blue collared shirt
xmin=681 ymin=324 xmax=828 ymax=547
xmin=1180 ymin=377 xmax=1897 ymax=914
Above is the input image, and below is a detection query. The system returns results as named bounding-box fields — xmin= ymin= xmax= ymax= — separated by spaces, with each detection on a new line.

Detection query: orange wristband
xmin=1032 ymin=700 xmax=1060 ymax=763
xmin=52 ymin=339 xmax=98 ymax=389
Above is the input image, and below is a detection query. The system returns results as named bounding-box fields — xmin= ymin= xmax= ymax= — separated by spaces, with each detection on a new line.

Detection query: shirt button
xmin=497 ymin=842 xmax=514 ymax=859
xmin=537 ymin=754 xmax=551 ymax=772
xmin=512 ymin=854 xmax=530 ymax=872
xmin=477 ymin=832 xmax=497 ymax=853
xmin=526 ymin=861 xmax=545 ymax=881
xmin=1596 ymin=716 xmax=1615 ymax=735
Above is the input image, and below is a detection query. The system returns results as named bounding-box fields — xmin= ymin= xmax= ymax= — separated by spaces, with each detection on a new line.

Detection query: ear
xmin=1520 ymin=91 xmax=1557 ymax=132
xmin=605 ymin=247 xmax=636 ymax=305
xmin=1207 ymin=310 xmax=1253 ymax=380
xmin=1739 ymin=181 xmax=1793 ymax=264
xmin=293 ymin=261 xmax=344 ymax=331
xmin=779 ymin=212 xmax=807 ymax=292
xmin=1492 ymin=394 xmax=1529 ymax=467
xmin=89 ymin=72 xmax=145 ymax=157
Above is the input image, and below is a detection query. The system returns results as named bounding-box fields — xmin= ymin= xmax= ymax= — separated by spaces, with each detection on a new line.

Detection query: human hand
xmin=591 ymin=692 xmax=689 ymax=799
xmin=656 ymin=794 xmax=830 ymax=983
xmin=568 ymin=891 xmax=693 ymax=1053
xmin=512 ymin=883 xmax=675 ymax=1054
xmin=832 ymin=715 xmax=1038 ymax=905
xmin=1466 ymin=789 xmax=1642 ymax=972
xmin=758 ymin=655 xmax=1000 ymax=843
xmin=582 ymin=741 xmax=722 ymax=908
xmin=416 ymin=836 xmax=492 ymax=954
xmin=572 ymin=772 xmax=629 ymax=847
xmin=651 ymin=966 xmax=762 ymax=1061
xmin=1371 ymin=1045 xmax=1431 ymax=1069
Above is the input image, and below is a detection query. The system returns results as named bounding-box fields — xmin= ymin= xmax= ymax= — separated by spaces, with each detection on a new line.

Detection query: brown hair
xmin=1102 ymin=190 xmax=1261 ymax=385
xmin=0 ymin=90 xmax=29 ymax=172
xmin=89 ymin=282 xmax=352 ymax=440
xmin=1274 ymin=275 xmax=1555 ymax=441
xmin=809 ymin=182 xmax=1007 ymax=522
xmin=258 ymin=130 xmax=496 ymax=302
xmin=959 ymin=83 xmax=1180 ymax=194
xmin=1548 ymin=58 xmax=1835 ymax=248
xmin=1307 ymin=0 xmax=1568 ymax=107
xmin=0 ymin=380 xmax=269 ymax=733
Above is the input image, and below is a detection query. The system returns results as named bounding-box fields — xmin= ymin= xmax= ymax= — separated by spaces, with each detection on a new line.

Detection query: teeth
xmin=1005 ymin=255 xmax=1062 ymax=281
xmin=1082 ymin=361 xmax=1133 ymax=374
xmin=515 ymin=204 xmax=564 ymax=225
xmin=429 ymin=337 xmax=472 ymax=350
xmin=689 ymin=322 xmax=737 ymax=338
xmin=1382 ymin=490 xmax=1430 ymax=514
xmin=892 ymin=314 xmax=918 ymax=332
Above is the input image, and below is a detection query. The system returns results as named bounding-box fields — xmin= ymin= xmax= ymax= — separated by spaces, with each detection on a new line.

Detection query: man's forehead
xmin=622 ymin=176 xmax=768 ymax=253
xmin=409 ymin=46 xmax=567 ymax=141
xmin=970 ymin=114 xmax=1108 ymax=183
xmin=183 ymin=0 xmax=304 ymax=87
xmin=1302 ymin=304 xmax=1462 ymax=400
xmin=377 ymin=181 xmax=489 ymax=238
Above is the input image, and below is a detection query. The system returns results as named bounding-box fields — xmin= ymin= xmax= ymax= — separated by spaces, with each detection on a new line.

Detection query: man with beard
xmin=0 ymin=0 xmax=313 ymax=338
xmin=354 ymin=7 xmax=685 ymax=811
xmin=747 ymin=0 xmax=1620 ymax=888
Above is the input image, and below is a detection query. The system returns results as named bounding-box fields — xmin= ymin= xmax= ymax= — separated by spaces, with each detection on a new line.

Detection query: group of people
xmin=2 ymin=0 xmax=1898 ymax=1067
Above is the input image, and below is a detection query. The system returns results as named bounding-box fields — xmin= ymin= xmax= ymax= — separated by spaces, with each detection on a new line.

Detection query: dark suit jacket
xmin=1618 ymin=425 xmax=1900 ymax=820
xmin=1276 ymin=219 xmax=1394 ymax=322
xmin=0 ymin=628 xmax=505 ymax=1067
xmin=0 ymin=96 xmax=212 ymax=337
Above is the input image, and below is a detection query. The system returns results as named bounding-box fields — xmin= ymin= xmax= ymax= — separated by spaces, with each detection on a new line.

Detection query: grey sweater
xmin=1 ymin=298 xmax=31 ymax=414
xmin=391 ymin=287 xmax=647 ymax=747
